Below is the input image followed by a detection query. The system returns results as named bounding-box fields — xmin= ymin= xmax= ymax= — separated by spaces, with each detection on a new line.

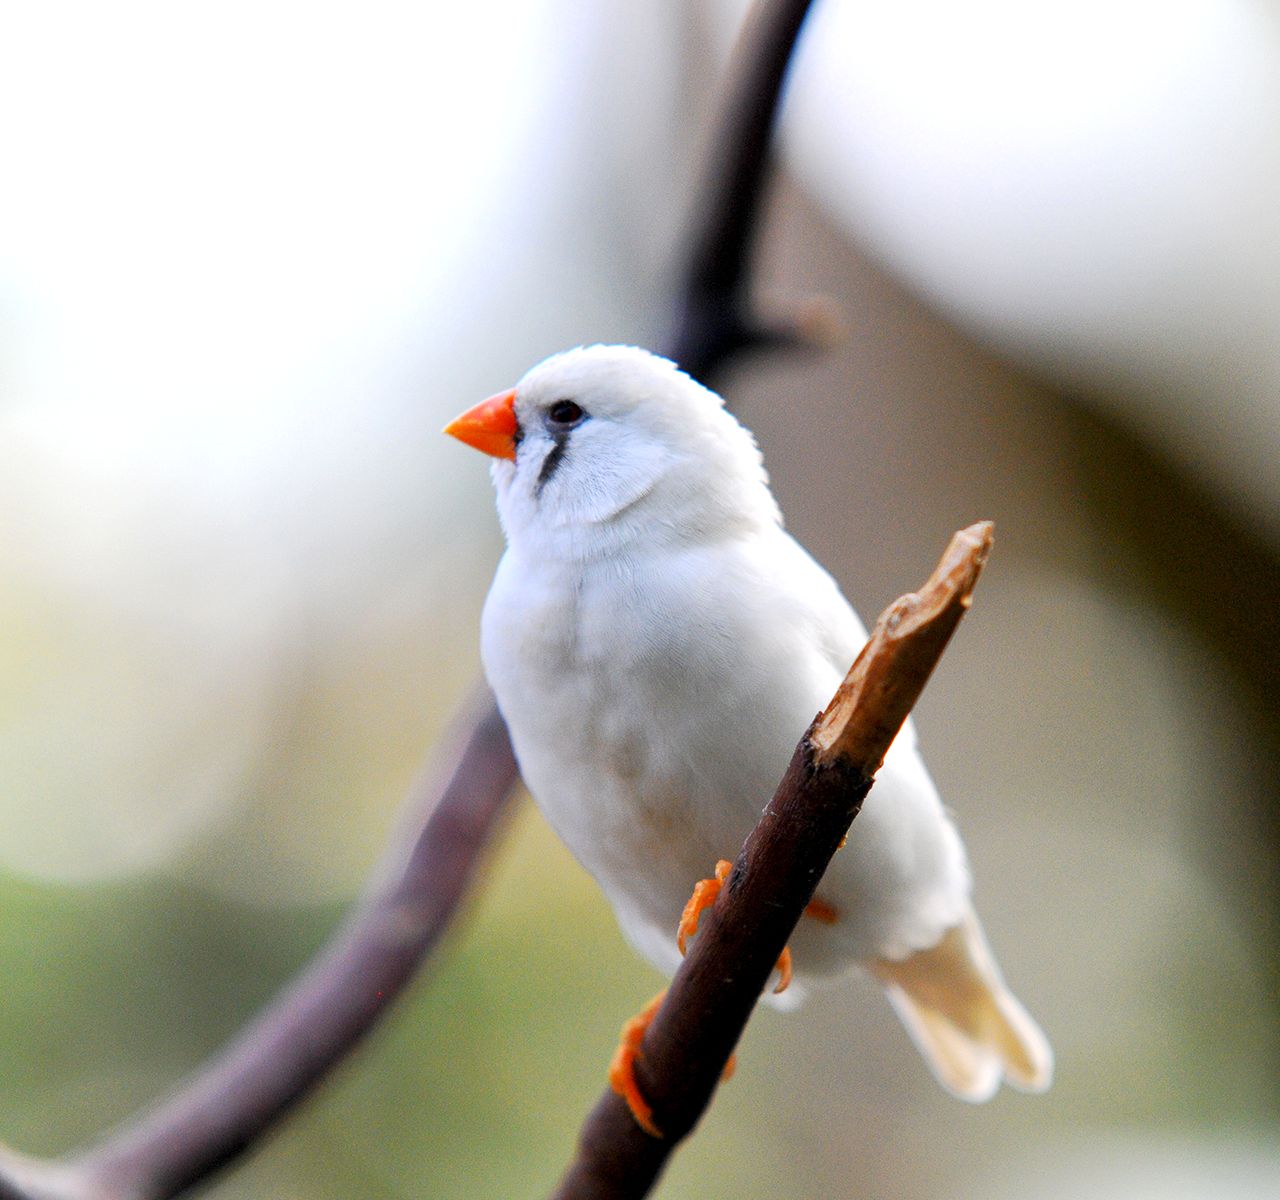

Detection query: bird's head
xmin=444 ymin=345 xmax=779 ymax=555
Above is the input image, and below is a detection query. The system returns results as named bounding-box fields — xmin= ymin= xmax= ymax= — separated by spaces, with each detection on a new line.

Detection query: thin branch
xmin=2 ymin=691 xmax=518 ymax=1200
xmin=550 ymin=523 xmax=994 ymax=1200
xmin=0 ymin=1 xmax=823 ymax=1197
xmin=74 ymin=691 xmax=518 ymax=1200
xmin=665 ymin=0 xmax=820 ymax=382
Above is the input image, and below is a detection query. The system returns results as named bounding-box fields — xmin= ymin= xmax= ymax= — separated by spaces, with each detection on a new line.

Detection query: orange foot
xmin=608 ymin=990 xmax=665 ymax=1137
xmin=610 ymin=859 xmax=800 ymax=1137
xmin=608 ymin=989 xmax=739 ymax=1138
xmin=804 ymin=896 xmax=840 ymax=925
xmin=678 ymin=859 xmax=792 ymax=994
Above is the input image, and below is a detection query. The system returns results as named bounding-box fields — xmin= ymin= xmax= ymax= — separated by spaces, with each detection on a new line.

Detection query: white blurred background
xmin=1 ymin=2 xmax=1276 ymax=1197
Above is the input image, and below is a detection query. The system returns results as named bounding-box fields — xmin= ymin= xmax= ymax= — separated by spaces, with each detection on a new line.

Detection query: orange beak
xmin=442 ymin=388 xmax=518 ymax=460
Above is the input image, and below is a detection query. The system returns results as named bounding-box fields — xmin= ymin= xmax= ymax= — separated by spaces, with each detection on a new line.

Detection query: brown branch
xmin=665 ymin=0 xmax=821 ymax=382
xmin=0 ymin=1 xmax=823 ymax=1197
xmin=74 ymin=691 xmax=518 ymax=1199
xmin=550 ymin=523 xmax=994 ymax=1200
xmin=1 ymin=690 xmax=518 ymax=1200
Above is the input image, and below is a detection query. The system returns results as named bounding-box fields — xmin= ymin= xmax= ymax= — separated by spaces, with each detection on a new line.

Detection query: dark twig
xmin=665 ymin=0 xmax=820 ymax=382
xmin=73 ymin=692 xmax=517 ymax=1200
xmin=0 ymin=0 xmax=822 ymax=1197
xmin=551 ymin=524 xmax=994 ymax=1200
xmin=1 ymin=692 xmax=518 ymax=1200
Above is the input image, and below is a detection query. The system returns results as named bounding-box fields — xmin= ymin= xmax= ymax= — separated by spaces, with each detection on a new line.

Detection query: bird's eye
xmin=548 ymin=399 xmax=585 ymax=427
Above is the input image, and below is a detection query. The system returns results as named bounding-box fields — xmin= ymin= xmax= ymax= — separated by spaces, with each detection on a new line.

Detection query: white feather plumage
xmin=470 ymin=344 xmax=1051 ymax=1099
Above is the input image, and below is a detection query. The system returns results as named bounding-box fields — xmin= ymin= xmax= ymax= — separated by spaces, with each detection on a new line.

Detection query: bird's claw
xmin=608 ymin=991 xmax=666 ymax=1137
xmin=676 ymin=859 xmax=732 ymax=954
xmin=610 ymin=858 xmax=802 ymax=1136
xmin=804 ymin=896 xmax=840 ymax=925
xmin=772 ymin=945 xmax=792 ymax=993
xmin=677 ymin=858 xmax=792 ymax=994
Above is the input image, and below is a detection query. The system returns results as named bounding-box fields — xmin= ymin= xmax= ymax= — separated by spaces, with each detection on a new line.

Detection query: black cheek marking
xmin=535 ymin=431 xmax=569 ymax=495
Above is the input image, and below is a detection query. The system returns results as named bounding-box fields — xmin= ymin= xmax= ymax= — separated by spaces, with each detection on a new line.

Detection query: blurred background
xmin=1 ymin=1 xmax=1277 ymax=1197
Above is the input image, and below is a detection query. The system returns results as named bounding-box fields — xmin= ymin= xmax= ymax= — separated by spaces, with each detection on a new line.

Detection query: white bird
xmin=444 ymin=344 xmax=1052 ymax=1110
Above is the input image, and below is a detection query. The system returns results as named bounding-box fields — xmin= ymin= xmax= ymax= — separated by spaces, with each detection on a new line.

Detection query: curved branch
xmin=2 ymin=692 xmax=518 ymax=1200
xmin=550 ymin=524 xmax=994 ymax=1200
xmin=72 ymin=692 xmax=517 ymax=1199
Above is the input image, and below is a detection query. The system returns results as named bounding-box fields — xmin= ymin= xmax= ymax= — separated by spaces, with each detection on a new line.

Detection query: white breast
xmin=481 ymin=526 xmax=971 ymax=991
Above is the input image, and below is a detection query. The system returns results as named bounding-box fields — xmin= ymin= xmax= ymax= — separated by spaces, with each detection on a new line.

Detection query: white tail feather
xmin=870 ymin=908 xmax=1052 ymax=1101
